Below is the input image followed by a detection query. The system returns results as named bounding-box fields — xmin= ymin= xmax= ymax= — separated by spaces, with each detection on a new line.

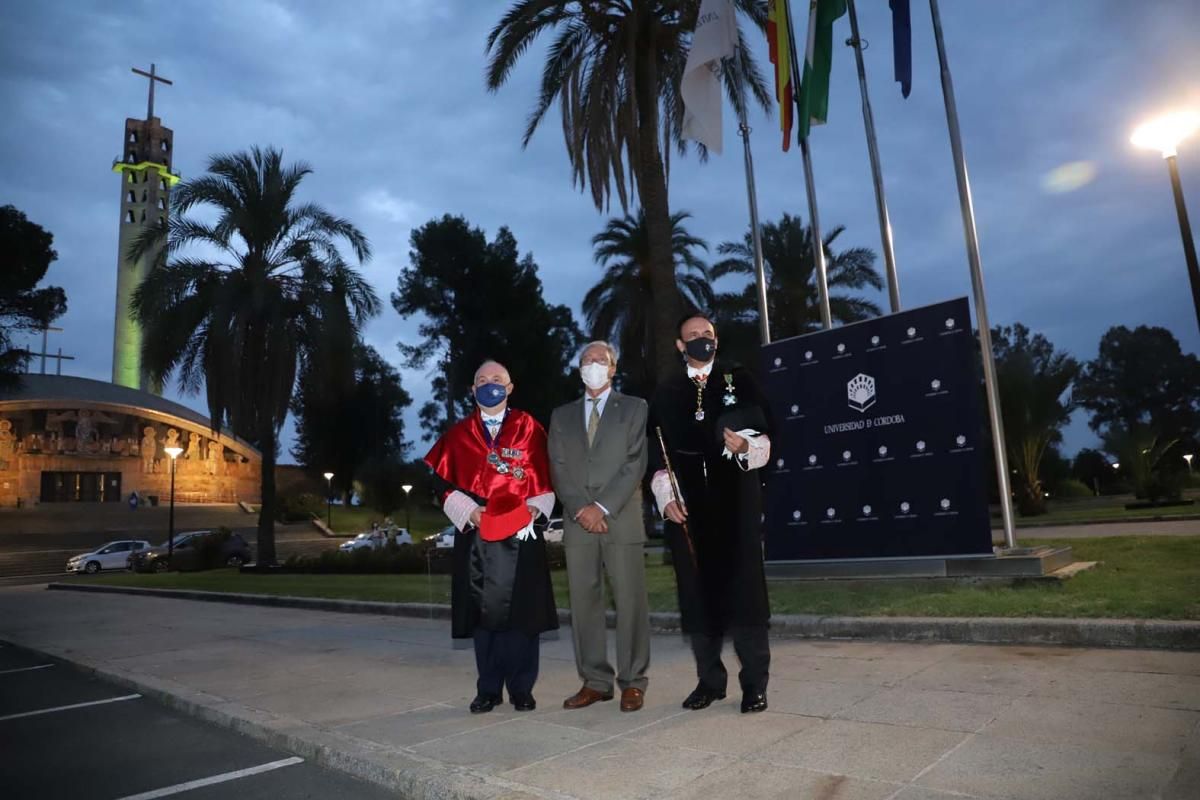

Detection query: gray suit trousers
xmin=565 ymin=526 xmax=650 ymax=692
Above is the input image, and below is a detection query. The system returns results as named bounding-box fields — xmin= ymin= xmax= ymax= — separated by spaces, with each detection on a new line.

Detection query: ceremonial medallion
xmin=487 ymin=452 xmax=501 ymax=465
xmin=722 ymin=373 xmax=738 ymax=407
xmin=512 ymin=467 xmax=526 ymax=480
xmin=695 ymin=410 xmax=706 ymax=421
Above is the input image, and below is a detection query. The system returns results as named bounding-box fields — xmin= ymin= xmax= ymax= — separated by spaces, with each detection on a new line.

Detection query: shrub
xmin=276 ymin=492 xmax=325 ymax=523
xmin=1052 ymin=479 xmax=1095 ymax=499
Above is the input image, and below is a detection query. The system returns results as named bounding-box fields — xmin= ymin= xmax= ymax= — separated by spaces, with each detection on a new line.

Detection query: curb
xmin=46 ymin=582 xmax=1200 ymax=651
xmin=16 ymin=642 xmax=545 ymax=800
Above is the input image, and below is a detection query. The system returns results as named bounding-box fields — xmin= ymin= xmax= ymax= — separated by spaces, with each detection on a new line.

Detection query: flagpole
xmin=739 ymin=113 xmax=772 ymax=344
xmin=786 ymin=0 xmax=833 ymax=329
xmin=928 ymin=0 xmax=1016 ymax=550
xmin=845 ymin=0 xmax=901 ymax=313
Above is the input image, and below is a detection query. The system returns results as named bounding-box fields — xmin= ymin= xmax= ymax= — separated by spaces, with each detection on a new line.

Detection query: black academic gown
xmin=649 ymin=360 xmax=772 ymax=635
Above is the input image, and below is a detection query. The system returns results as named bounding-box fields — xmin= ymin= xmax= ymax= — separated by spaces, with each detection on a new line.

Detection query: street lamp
xmin=323 ymin=472 xmax=334 ymax=529
xmin=1111 ymin=461 xmax=1120 ymax=471
xmin=1131 ymin=110 xmax=1200 ymax=333
xmin=164 ymin=446 xmax=183 ymax=565
xmin=1185 ymin=453 xmax=1194 ymax=473
xmin=401 ymin=484 xmax=413 ymax=534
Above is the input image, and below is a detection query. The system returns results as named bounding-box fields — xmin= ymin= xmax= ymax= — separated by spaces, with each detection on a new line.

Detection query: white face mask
xmin=580 ymin=362 xmax=611 ymax=391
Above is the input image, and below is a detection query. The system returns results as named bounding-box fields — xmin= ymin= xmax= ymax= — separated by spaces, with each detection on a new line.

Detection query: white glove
xmin=514 ymin=521 xmax=537 ymax=542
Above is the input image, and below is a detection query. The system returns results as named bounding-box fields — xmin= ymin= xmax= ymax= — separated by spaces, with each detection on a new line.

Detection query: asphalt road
xmin=0 ymin=641 xmax=397 ymax=799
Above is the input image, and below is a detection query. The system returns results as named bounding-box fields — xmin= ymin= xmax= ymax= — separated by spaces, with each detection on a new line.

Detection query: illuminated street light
xmin=1132 ymin=110 xmax=1200 ymax=333
xmin=1185 ymin=453 xmax=1194 ymax=473
xmin=164 ymin=445 xmax=183 ymax=565
xmin=402 ymin=483 xmax=414 ymax=534
xmin=323 ymin=472 xmax=334 ymax=529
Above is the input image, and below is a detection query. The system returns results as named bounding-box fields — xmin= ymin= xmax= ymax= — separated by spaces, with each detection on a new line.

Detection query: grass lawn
xmin=83 ymin=535 xmax=1200 ymax=620
xmin=1003 ymin=504 xmax=1198 ymax=527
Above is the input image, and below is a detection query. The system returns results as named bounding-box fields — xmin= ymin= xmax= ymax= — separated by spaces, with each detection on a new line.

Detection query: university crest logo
xmin=847 ymin=373 xmax=876 ymax=413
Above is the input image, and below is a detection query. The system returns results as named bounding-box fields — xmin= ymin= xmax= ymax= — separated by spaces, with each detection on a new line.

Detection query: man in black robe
xmin=649 ymin=313 xmax=772 ymax=713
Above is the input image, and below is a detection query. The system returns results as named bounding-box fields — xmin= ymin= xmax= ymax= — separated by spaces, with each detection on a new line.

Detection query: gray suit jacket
xmin=548 ymin=391 xmax=648 ymax=545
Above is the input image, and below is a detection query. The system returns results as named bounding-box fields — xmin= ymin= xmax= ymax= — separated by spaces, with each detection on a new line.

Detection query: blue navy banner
xmin=759 ymin=297 xmax=992 ymax=561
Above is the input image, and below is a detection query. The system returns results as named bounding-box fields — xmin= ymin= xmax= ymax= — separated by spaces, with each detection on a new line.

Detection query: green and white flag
xmin=796 ymin=0 xmax=846 ymax=140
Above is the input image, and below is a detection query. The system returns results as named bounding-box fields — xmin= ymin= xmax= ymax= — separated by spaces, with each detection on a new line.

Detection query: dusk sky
xmin=3 ymin=1 xmax=1198 ymax=462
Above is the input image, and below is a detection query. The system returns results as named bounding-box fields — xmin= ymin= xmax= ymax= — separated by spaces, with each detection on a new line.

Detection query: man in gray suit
xmin=549 ymin=341 xmax=650 ymax=712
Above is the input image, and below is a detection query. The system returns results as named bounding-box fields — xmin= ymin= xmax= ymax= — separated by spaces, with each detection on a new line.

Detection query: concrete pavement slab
xmin=663 ymin=761 xmax=899 ymax=800
xmin=502 ymin=737 xmax=737 ymax=800
xmin=1 ymin=585 xmax=1197 ymax=800
xmin=915 ymin=733 xmax=1179 ymax=800
xmin=747 ymin=719 xmax=969 ymax=783
xmin=833 ymin=686 xmax=1014 ymax=732
xmin=979 ymin=695 xmax=1200 ymax=756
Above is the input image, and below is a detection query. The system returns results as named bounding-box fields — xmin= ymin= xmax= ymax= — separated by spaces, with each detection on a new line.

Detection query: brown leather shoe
xmin=620 ymin=687 xmax=645 ymax=712
xmin=562 ymin=686 xmax=613 ymax=710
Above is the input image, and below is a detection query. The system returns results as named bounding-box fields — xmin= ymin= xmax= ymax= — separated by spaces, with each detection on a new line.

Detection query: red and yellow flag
xmin=767 ymin=0 xmax=794 ymax=151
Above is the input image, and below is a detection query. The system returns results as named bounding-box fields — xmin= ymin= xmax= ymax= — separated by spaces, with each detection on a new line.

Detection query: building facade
xmin=0 ymin=375 xmax=260 ymax=508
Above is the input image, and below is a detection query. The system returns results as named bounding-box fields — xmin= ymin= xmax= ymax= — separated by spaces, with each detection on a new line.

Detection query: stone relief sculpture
xmin=0 ymin=419 xmax=14 ymax=464
xmin=187 ymin=431 xmax=203 ymax=461
xmin=141 ymin=426 xmax=158 ymax=473
xmin=207 ymin=441 xmax=224 ymax=476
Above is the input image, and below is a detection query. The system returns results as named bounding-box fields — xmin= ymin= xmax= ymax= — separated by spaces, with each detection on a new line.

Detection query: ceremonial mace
xmin=655 ymin=426 xmax=696 ymax=565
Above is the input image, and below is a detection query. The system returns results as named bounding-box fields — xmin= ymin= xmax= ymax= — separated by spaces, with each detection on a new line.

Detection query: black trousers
xmin=690 ymin=626 xmax=770 ymax=695
xmin=473 ymin=628 xmax=540 ymax=699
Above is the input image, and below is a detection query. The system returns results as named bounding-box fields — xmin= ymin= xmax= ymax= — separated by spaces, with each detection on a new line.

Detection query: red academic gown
xmin=424 ymin=409 xmax=559 ymax=639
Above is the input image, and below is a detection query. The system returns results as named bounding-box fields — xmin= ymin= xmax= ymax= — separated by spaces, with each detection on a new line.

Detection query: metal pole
xmin=405 ymin=493 xmax=412 ymax=532
xmin=739 ymin=116 xmax=772 ymax=344
xmin=929 ymin=0 xmax=1016 ymax=549
xmin=1165 ymin=155 xmax=1200 ymax=333
xmin=167 ymin=457 xmax=176 ymax=565
xmin=326 ymin=477 xmax=333 ymax=529
xmin=785 ymin=0 xmax=833 ymax=330
xmin=846 ymin=0 xmax=901 ymax=312
xmin=41 ymin=327 xmax=48 ymax=374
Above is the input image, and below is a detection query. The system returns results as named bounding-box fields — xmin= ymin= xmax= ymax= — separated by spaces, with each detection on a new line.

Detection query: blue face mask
xmin=475 ymin=382 xmax=508 ymax=409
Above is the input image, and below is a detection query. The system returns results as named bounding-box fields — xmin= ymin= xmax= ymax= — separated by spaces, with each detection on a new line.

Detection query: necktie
xmin=587 ymin=398 xmax=601 ymax=446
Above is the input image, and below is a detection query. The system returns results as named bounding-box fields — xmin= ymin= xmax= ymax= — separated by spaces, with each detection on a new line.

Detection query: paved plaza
xmin=0 ymin=585 xmax=1196 ymax=799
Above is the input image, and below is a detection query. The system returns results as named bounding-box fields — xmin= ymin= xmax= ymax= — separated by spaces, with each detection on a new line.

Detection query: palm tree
xmin=129 ymin=147 xmax=380 ymax=565
xmin=486 ymin=1 xmax=770 ymax=382
xmin=991 ymin=325 xmax=1080 ymax=516
xmin=713 ymin=213 xmax=883 ymax=343
xmin=583 ymin=209 xmax=713 ymax=397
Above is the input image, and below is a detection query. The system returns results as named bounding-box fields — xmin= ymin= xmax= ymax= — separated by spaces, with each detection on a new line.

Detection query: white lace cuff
xmin=724 ymin=430 xmax=770 ymax=471
xmin=443 ymin=490 xmax=479 ymax=532
xmin=650 ymin=469 xmax=675 ymax=516
xmin=526 ymin=491 xmax=555 ymax=520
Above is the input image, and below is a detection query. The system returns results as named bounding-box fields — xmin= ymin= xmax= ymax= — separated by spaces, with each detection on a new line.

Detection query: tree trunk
xmin=633 ymin=24 xmax=683 ymax=386
xmin=256 ymin=424 xmax=278 ymax=566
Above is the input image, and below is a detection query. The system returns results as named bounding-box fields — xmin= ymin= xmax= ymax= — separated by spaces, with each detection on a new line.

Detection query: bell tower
xmin=111 ymin=63 xmax=178 ymax=393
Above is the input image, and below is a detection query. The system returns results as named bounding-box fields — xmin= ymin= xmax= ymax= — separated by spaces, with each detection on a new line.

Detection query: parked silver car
xmin=67 ymin=540 xmax=152 ymax=574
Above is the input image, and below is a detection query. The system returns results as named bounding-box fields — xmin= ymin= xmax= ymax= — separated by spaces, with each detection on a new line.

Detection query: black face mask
xmin=684 ymin=337 xmax=716 ymax=363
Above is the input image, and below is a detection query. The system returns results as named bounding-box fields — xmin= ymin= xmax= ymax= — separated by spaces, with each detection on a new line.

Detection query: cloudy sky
xmin=2 ymin=0 xmax=1198 ymax=461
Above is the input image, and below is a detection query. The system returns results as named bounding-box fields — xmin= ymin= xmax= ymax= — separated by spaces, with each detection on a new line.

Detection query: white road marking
xmin=0 ymin=693 xmax=141 ymax=721
xmin=113 ymin=757 xmax=305 ymax=799
xmin=0 ymin=664 xmax=54 ymax=675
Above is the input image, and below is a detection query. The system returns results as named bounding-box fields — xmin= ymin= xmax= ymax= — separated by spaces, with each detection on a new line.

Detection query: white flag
xmin=681 ymin=0 xmax=737 ymax=154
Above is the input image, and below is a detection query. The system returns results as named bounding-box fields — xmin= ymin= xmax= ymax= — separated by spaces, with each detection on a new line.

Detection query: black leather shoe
xmin=469 ymin=694 xmax=502 ymax=714
xmin=512 ymin=693 xmax=536 ymax=712
xmin=740 ymin=693 xmax=768 ymax=713
xmin=681 ymin=685 xmax=726 ymax=710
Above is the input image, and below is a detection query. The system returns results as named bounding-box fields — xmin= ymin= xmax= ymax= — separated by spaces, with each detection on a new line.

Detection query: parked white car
xmin=338 ymin=528 xmax=412 ymax=552
xmin=67 ymin=540 xmax=152 ymax=574
xmin=545 ymin=517 xmax=564 ymax=543
xmin=431 ymin=525 xmax=456 ymax=550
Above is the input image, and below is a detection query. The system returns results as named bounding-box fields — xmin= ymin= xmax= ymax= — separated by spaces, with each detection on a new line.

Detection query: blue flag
xmin=890 ymin=0 xmax=912 ymax=98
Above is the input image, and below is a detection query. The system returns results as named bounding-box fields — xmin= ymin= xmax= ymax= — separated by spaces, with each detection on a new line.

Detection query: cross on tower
xmin=131 ymin=63 xmax=173 ymax=121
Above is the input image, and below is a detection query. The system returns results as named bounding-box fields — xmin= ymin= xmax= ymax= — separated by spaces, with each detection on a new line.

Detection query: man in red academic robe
xmin=424 ymin=360 xmax=558 ymax=713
